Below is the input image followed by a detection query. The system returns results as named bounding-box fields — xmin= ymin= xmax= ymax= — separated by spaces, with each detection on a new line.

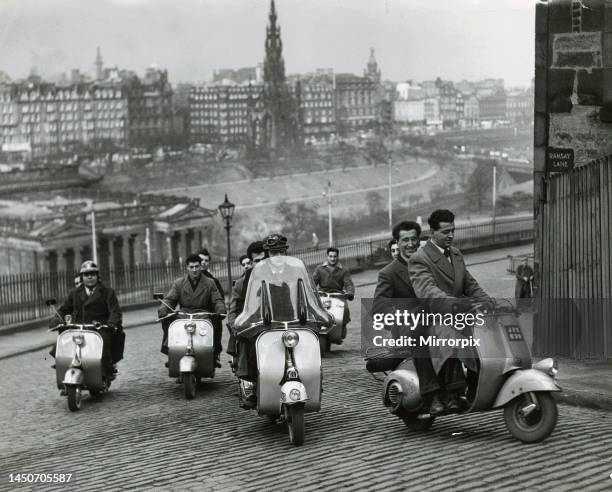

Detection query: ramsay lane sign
xmin=547 ymin=147 xmax=574 ymax=172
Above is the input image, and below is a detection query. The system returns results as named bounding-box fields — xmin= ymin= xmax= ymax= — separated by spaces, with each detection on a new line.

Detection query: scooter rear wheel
xmin=66 ymin=385 xmax=82 ymax=412
xmin=183 ymin=372 xmax=197 ymax=400
xmin=504 ymin=392 xmax=557 ymax=443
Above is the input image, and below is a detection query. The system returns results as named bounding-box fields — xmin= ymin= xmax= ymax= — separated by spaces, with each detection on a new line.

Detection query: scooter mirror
xmin=45 ymin=298 xmax=57 ymax=306
xmin=153 ymin=292 xmax=164 ymax=300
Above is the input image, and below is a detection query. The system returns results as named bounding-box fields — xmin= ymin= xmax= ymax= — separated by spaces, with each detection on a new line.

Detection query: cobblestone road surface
xmin=1 ymin=252 xmax=611 ymax=491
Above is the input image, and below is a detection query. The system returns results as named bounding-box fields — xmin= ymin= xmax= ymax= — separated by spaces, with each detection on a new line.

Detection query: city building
xmin=396 ymin=82 xmax=425 ymax=101
xmin=334 ymin=73 xmax=377 ymax=135
xmin=189 ymin=82 xmax=262 ymax=145
xmin=463 ymin=94 xmax=480 ymax=128
xmin=298 ymin=73 xmax=335 ymax=142
xmin=0 ymin=190 xmax=217 ymax=275
xmin=437 ymin=80 xmax=459 ymax=128
xmin=506 ymin=89 xmax=533 ymax=124
xmin=478 ymin=89 xmax=507 ymax=122
xmin=393 ymin=99 xmax=425 ymax=124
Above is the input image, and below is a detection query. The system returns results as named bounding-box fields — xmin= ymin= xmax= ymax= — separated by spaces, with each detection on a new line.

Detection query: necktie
xmin=444 ymin=248 xmax=452 ymax=263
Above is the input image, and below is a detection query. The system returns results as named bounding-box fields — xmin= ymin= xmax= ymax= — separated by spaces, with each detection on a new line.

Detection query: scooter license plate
xmin=505 ymin=325 xmax=524 ymax=341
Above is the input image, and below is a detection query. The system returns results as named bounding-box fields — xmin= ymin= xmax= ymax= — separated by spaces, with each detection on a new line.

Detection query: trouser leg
xmin=100 ymin=330 xmax=114 ymax=373
xmin=212 ymin=317 xmax=222 ymax=357
xmin=160 ymin=315 xmax=176 ymax=355
xmin=440 ymin=358 xmax=467 ymax=394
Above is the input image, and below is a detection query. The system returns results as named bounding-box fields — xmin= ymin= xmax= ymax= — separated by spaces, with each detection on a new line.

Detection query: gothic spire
xmin=263 ymin=0 xmax=285 ymax=92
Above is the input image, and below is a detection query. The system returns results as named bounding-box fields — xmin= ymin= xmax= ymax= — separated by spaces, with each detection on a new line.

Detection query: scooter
xmin=154 ymin=294 xmax=222 ymax=400
xmin=373 ymin=302 xmax=561 ymax=443
xmin=234 ymin=256 xmax=332 ymax=446
xmin=318 ymin=290 xmax=348 ymax=356
xmin=47 ymin=299 xmax=113 ymax=412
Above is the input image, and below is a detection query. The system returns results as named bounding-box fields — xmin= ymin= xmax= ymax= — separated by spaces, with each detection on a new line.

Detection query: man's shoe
xmin=164 ymin=361 xmax=169 ymax=368
xmin=446 ymin=394 xmax=461 ymax=412
xmin=429 ymin=395 xmax=445 ymax=416
xmin=51 ymin=364 xmax=56 ymax=369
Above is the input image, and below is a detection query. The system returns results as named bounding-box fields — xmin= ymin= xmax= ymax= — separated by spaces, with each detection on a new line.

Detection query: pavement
xmin=2 ymin=243 xmax=611 ymax=414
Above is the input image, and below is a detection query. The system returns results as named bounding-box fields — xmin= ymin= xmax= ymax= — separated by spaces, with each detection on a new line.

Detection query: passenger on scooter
xmin=49 ymin=260 xmax=124 ymax=377
xmin=158 ymin=254 xmax=227 ymax=368
xmin=197 ymin=248 xmax=226 ymax=367
xmin=408 ymin=209 xmax=493 ymax=414
xmin=227 ymin=241 xmax=265 ymax=357
xmin=312 ymin=247 xmax=355 ymax=334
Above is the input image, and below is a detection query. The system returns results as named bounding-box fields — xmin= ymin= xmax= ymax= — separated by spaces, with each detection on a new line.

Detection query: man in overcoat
xmin=50 ymin=260 xmax=124 ymax=376
xmin=408 ymin=209 xmax=492 ymax=411
xmin=159 ymin=254 xmax=226 ymax=367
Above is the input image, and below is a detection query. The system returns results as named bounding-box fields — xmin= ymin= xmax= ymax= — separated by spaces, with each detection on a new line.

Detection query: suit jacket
xmin=203 ymin=270 xmax=225 ymax=299
xmin=371 ymin=257 xmax=421 ymax=358
xmin=408 ymin=240 xmax=489 ymax=372
xmin=161 ymin=274 xmax=226 ymax=316
xmin=56 ymin=282 xmax=122 ymax=327
xmin=227 ymin=275 xmax=246 ymax=330
xmin=408 ymin=241 xmax=489 ymax=314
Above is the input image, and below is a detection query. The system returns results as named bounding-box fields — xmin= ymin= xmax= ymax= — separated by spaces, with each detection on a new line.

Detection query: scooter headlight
xmin=72 ymin=334 xmax=84 ymax=345
xmin=282 ymin=331 xmax=299 ymax=348
xmin=289 ymin=389 xmax=301 ymax=401
xmin=185 ymin=323 xmax=196 ymax=333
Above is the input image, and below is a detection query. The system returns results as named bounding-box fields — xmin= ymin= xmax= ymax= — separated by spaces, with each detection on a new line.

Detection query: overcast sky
xmin=0 ymin=0 xmax=535 ymax=87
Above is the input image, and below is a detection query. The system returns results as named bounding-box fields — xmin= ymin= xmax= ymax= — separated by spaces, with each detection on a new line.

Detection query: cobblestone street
xmin=1 ymin=252 xmax=611 ymax=490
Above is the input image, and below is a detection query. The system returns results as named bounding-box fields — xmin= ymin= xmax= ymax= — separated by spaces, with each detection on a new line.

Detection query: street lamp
xmin=218 ymin=194 xmax=235 ymax=293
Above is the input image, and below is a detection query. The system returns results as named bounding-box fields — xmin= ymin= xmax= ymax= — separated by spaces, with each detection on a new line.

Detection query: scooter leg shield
xmin=179 ymin=356 xmax=196 ymax=374
xmin=493 ymin=369 xmax=561 ymax=409
xmin=281 ymin=381 xmax=308 ymax=404
xmin=63 ymin=367 xmax=84 ymax=386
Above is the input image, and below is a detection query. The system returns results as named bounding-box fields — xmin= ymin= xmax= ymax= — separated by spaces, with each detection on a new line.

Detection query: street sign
xmin=547 ymin=147 xmax=574 ymax=172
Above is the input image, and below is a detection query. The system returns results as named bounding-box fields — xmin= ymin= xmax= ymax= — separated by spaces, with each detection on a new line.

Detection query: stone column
xmin=171 ymin=232 xmax=181 ymax=264
xmin=63 ymin=248 xmax=76 ymax=274
xmin=46 ymin=250 xmax=59 ymax=275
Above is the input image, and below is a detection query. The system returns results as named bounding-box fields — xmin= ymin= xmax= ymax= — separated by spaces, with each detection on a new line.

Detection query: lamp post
xmin=218 ymin=194 xmax=235 ymax=293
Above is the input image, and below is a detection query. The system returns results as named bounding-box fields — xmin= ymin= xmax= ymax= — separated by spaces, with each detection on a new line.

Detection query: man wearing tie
xmin=408 ymin=209 xmax=492 ymax=413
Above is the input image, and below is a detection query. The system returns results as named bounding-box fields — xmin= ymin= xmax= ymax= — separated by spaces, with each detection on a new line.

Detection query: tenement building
xmin=0 ymin=65 xmax=176 ymax=159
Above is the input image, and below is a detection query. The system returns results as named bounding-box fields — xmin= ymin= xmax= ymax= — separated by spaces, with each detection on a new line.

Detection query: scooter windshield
xmin=234 ymin=256 xmax=333 ymax=336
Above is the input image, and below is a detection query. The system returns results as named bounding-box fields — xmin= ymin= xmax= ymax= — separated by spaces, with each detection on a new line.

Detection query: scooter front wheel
xmin=285 ymin=403 xmax=305 ymax=446
xmin=66 ymin=385 xmax=82 ymax=412
xmin=504 ymin=392 xmax=557 ymax=443
xmin=182 ymin=372 xmax=197 ymax=400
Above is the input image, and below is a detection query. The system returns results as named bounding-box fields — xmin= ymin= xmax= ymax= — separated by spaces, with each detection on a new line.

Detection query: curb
xmin=554 ymin=389 xmax=612 ymax=412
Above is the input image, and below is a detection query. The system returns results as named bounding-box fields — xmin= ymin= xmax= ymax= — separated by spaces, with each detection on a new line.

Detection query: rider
xmin=49 ymin=260 xmax=124 ymax=377
xmin=227 ymin=240 xmax=265 ymax=358
xmin=312 ymin=247 xmax=355 ymax=338
xmin=158 ymin=253 xmax=227 ymax=368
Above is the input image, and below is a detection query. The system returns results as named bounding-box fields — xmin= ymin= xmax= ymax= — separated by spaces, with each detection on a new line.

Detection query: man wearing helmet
xmin=49 ymin=261 xmax=124 ymax=377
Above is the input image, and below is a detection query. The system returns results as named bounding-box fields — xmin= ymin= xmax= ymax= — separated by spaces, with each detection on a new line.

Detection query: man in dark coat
xmin=50 ymin=260 xmax=124 ymax=376
xmin=227 ymin=241 xmax=265 ymax=357
xmin=159 ymin=254 xmax=227 ymax=367
xmin=515 ymin=258 xmax=534 ymax=301
xmin=197 ymin=249 xmax=226 ymax=365
xmin=409 ymin=209 xmax=492 ymax=412
xmin=372 ymin=220 xmax=441 ymax=409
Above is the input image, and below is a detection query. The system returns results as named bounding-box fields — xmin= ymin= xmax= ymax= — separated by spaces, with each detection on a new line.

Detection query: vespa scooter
xmin=154 ymin=294 xmax=222 ymax=400
xmin=47 ymin=298 xmax=113 ymax=412
xmin=374 ymin=302 xmax=561 ymax=443
xmin=317 ymin=290 xmax=348 ymax=356
xmin=234 ymin=256 xmax=333 ymax=446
